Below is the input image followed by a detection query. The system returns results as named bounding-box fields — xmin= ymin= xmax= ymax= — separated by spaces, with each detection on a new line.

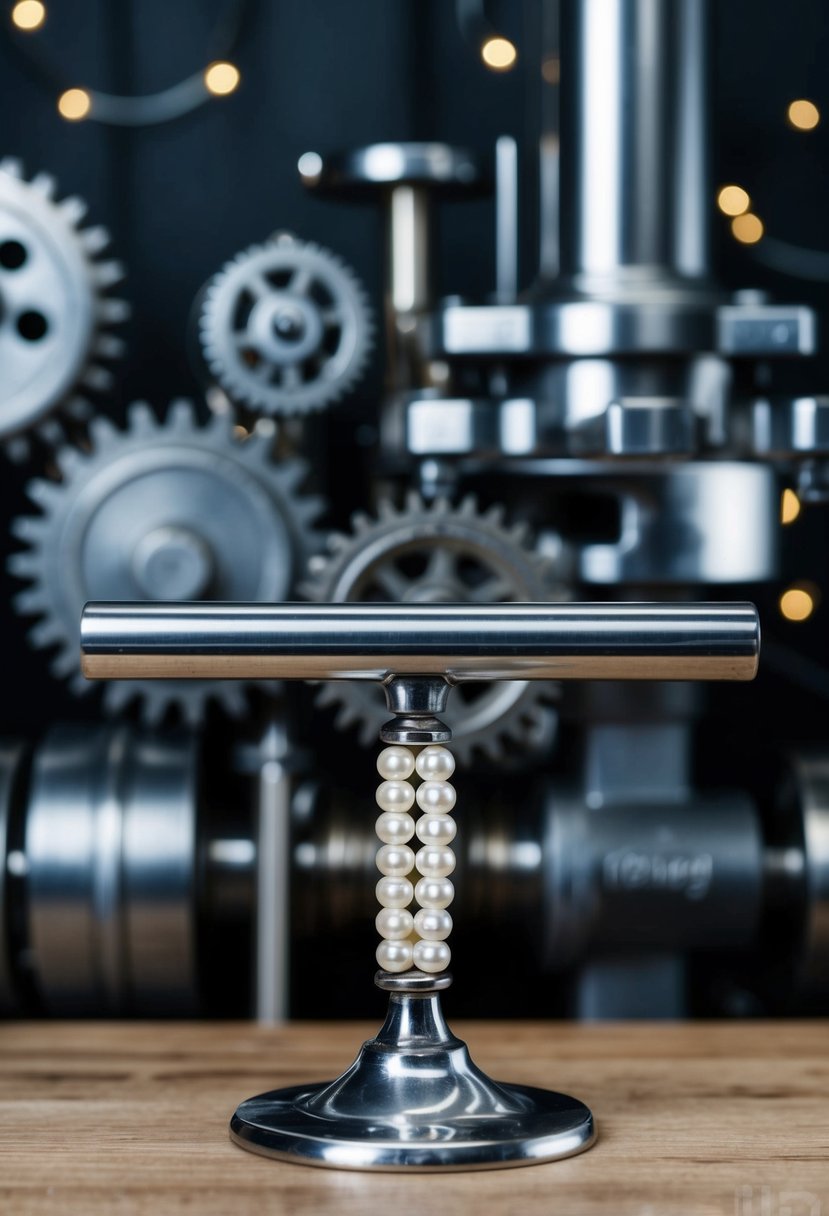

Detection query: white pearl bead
xmin=376 ymin=907 xmax=414 ymax=940
xmin=413 ymin=939 xmax=451 ymax=974
xmin=375 ymin=811 xmax=415 ymax=845
xmin=413 ymin=907 xmax=452 ymax=941
xmin=414 ymin=876 xmax=454 ymax=909
xmin=376 ymin=844 xmax=414 ymax=877
xmin=416 ymin=780 xmax=456 ymax=815
xmin=376 ymin=780 xmax=415 ymax=813
xmin=376 ymin=939 xmax=414 ymax=973
xmin=416 ymin=845 xmax=455 ymax=878
xmin=415 ymin=814 xmax=456 ymax=845
xmin=376 ymin=746 xmax=415 ymax=781
xmin=376 ymin=876 xmax=413 ymax=908
xmin=415 ymin=745 xmax=455 ymax=781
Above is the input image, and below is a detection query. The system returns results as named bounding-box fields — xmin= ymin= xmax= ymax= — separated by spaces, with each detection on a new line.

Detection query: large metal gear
xmin=198 ymin=233 xmax=373 ymax=417
xmin=0 ymin=159 xmax=127 ymax=456
xmin=9 ymin=400 xmax=324 ymax=724
xmin=301 ymin=493 xmax=565 ymax=764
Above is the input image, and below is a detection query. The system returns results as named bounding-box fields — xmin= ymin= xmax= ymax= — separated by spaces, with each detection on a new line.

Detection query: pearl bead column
xmin=374 ymin=743 xmax=456 ymax=976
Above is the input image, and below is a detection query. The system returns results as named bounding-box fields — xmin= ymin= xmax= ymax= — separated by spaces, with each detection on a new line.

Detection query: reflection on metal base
xmin=230 ymin=990 xmax=596 ymax=1171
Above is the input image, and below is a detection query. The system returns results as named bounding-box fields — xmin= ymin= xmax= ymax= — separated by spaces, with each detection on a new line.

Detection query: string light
xmin=717 ymin=185 xmax=750 ymax=217
xmin=781 ymin=488 xmax=801 ymax=525
xmin=11 ymin=0 xmax=45 ymax=30
xmin=57 ymin=88 xmax=91 ymax=122
xmin=481 ymin=37 xmax=517 ymax=72
xmin=788 ymin=99 xmax=820 ymax=131
xmin=731 ymin=213 xmax=764 ymax=245
xmin=204 ymin=61 xmax=240 ymax=97
xmin=780 ymin=586 xmax=816 ymax=622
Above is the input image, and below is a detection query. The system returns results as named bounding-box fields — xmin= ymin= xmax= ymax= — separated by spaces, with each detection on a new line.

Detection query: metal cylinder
xmin=80 ymin=601 xmax=759 ymax=683
xmin=557 ymin=0 xmax=710 ymax=289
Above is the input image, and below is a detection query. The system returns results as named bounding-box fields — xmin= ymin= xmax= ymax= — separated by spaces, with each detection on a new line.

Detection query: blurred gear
xmin=199 ymin=234 xmax=373 ymax=416
xmin=0 ymin=159 xmax=127 ymax=456
xmin=302 ymin=493 xmax=565 ymax=764
xmin=9 ymin=400 xmax=324 ymax=724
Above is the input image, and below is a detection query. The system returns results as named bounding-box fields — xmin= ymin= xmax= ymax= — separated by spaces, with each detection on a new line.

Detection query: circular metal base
xmin=231 ymin=1080 xmax=594 ymax=1171
xmin=230 ymin=990 xmax=596 ymax=1171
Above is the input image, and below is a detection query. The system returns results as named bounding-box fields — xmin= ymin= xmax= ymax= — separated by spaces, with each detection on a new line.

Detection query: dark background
xmin=0 ymin=0 xmax=828 ymax=746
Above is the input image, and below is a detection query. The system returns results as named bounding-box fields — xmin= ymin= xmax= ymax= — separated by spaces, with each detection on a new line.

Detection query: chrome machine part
xmin=230 ymin=988 xmax=595 ymax=1170
xmin=0 ymin=742 xmax=26 ymax=1013
xmin=199 ymin=234 xmax=373 ymax=416
xmin=25 ymin=723 xmax=199 ymax=1014
xmin=300 ymin=494 xmax=565 ymax=763
xmin=782 ymin=751 xmax=829 ymax=990
xmin=300 ymin=142 xmax=487 ymax=389
xmin=10 ymin=399 xmax=324 ymax=724
xmin=0 ymin=159 xmax=127 ymax=456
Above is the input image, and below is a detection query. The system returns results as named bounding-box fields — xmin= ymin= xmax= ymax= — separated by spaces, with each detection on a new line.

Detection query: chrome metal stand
xmin=230 ymin=973 xmax=595 ymax=1170
xmin=80 ymin=597 xmax=758 ymax=1171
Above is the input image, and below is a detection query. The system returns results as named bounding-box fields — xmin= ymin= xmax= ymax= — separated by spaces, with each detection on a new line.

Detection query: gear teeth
xmin=94 ymin=334 xmax=126 ymax=360
xmin=127 ymin=400 xmax=158 ymax=434
xmin=50 ymin=648 xmax=79 ymax=679
xmin=167 ymin=399 xmax=196 ymax=433
xmin=88 ymin=415 xmax=118 ymax=449
xmin=80 ymin=225 xmax=110 ymax=255
xmin=7 ymin=552 xmax=39 ymax=578
xmin=15 ymin=588 xmax=49 ymax=615
xmin=9 ymin=395 xmax=327 ymax=725
xmin=4 ymin=436 xmax=31 ymax=464
xmin=29 ymin=618 xmax=64 ymax=648
xmin=60 ymin=195 xmax=88 ymax=225
xmin=100 ymin=298 xmax=130 ymax=324
xmin=25 ymin=479 xmax=62 ymax=510
xmin=199 ymin=234 xmax=373 ymax=417
xmin=69 ymin=671 xmax=91 ymax=697
xmin=31 ymin=172 xmax=57 ymax=198
xmin=307 ymin=493 xmax=566 ymax=761
xmin=81 ymin=364 xmax=114 ymax=393
xmin=103 ymin=682 xmax=134 ymax=715
xmin=36 ymin=418 xmax=66 ymax=449
xmin=93 ymin=260 xmax=125 ymax=288
xmin=0 ymin=158 xmax=23 ymax=178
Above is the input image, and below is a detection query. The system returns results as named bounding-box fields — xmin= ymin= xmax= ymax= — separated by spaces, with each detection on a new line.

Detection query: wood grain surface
xmin=0 ymin=1019 xmax=827 ymax=1215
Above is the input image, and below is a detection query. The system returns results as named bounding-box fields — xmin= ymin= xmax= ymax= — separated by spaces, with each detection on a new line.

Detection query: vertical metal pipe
xmin=556 ymin=0 xmax=710 ymax=290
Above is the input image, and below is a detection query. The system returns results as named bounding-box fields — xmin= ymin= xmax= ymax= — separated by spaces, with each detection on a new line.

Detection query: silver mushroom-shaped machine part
xmin=81 ymin=600 xmax=759 ymax=1170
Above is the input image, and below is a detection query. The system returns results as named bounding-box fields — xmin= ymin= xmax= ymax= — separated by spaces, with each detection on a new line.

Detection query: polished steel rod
xmin=81 ymin=602 xmax=759 ymax=683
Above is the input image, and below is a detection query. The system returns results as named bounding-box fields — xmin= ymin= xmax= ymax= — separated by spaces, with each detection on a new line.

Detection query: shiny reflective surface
xmin=230 ymin=990 xmax=595 ymax=1170
xmin=81 ymin=601 xmax=760 ymax=683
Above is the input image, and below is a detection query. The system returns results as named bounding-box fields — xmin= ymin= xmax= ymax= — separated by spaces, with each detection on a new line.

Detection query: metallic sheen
xmin=81 ymin=601 xmax=760 ymax=683
xmin=230 ymin=990 xmax=596 ymax=1170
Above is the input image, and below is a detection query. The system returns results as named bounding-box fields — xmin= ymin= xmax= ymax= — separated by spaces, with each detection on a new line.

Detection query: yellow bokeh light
xmin=717 ymin=184 xmax=750 ymax=217
xmin=481 ymin=37 xmax=517 ymax=71
xmin=57 ymin=88 xmax=91 ymax=121
xmin=731 ymin=212 xmax=764 ymax=245
xmin=204 ymin=61 xmax=240 ymax=97
xmin=788 ymin=99 xmax=820 ymax=131
xmin=780 ymin=587 xmax=815 ymax=622
xmin=11 ymin=0 xmax=45 ymax=30
xmin=781 ymin=488 xmax=801 ymax=525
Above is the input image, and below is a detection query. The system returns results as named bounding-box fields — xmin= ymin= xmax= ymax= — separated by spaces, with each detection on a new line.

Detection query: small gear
xmin=198 ymin=234 xmax=373 ymax=417
xmin=302 ymin=493 xmax=566 ymax=764
xmin=9 ymin=400 xmax=324 ymax=724
xmin=0 ymin=159 xmax=127 ymax=457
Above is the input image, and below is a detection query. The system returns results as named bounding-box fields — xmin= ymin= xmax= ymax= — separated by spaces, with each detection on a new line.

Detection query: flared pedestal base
xmin=230 ymin=990 xmax=596 ymax=1171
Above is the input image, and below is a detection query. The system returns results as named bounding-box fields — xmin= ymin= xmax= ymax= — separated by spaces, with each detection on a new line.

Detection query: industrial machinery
xmin=1 ymin=0 xmax=829 ymax=1028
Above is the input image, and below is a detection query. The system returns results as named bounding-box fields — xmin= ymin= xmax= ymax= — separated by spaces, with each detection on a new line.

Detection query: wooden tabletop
xmin=0 ymin=1019 xmax=827 ymax=1215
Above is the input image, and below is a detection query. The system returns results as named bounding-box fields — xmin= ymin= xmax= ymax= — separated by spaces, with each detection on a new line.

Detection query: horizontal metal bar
xmin=80 ymin=602 xmax=760 ymax=684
